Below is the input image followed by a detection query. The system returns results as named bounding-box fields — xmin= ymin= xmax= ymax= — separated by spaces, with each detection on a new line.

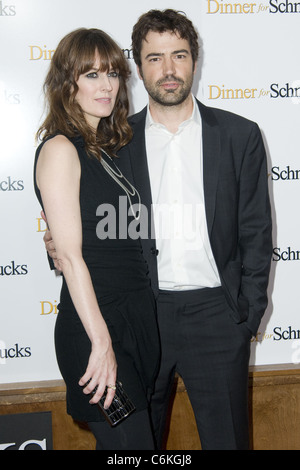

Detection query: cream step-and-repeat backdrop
xmin=1 ymin=0 xmax=300 ymax=383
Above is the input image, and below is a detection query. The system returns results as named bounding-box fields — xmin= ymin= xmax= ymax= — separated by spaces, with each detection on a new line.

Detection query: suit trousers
xmin=150 ymin=287 xmax=251 ymax=450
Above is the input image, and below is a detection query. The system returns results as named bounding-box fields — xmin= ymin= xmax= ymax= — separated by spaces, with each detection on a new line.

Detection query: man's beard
xmin=141 ymin=74 xmax=193 ymax=107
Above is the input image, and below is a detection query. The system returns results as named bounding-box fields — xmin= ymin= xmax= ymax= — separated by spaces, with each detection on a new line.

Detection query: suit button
xmin=151 ymin=247 xmax=159 ymax=256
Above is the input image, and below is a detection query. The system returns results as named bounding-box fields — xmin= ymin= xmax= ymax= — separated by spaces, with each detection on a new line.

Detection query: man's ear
xmin=136 ymin=65 xmax=143 ymax=81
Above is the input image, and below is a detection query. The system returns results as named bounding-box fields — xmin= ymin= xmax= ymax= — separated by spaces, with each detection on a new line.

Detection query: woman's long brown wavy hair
xmin=37 ymin=28 xmax=132 ymax=159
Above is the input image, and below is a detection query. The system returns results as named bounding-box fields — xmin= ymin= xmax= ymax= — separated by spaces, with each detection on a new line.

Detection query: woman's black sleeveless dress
xmin=34 ymin=135 xmax=160 ymax=423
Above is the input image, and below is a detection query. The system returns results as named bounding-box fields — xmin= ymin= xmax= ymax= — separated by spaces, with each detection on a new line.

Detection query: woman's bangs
xmin=95 ymin=43 xmax=124 ymax=75
xmin=69 ymin=31 xmax=128 ymax=83
xmin=73 ymin=47 xmax=99 ymax=78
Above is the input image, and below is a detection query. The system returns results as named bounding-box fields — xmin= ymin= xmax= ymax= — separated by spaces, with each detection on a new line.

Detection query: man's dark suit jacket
xmin=118 ymin=99 xmax=272 ymax=337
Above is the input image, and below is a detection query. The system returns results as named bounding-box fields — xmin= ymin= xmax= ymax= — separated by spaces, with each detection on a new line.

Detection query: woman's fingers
xmin=78 ymin=347 xmax=117 ymax=406
xmin=103 ymin=384 xmax=116 ymax=409
xmin=80 ymin=378 xmax=116 ymax=407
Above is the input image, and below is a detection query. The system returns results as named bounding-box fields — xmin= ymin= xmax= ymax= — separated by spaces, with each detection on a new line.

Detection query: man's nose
xmin=162 ymin=56 xmax=176 ymax=76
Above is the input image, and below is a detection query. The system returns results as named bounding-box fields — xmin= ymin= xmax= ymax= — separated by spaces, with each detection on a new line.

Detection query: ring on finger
xmin=107 ymin=384 xmax=116 ymax=390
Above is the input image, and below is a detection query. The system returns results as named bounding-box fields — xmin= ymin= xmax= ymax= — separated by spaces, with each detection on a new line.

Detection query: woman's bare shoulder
xmin=37 ymin=135 xmax=80 ymax=186
xmin=41 ymin=134 xmax=77 ymax=157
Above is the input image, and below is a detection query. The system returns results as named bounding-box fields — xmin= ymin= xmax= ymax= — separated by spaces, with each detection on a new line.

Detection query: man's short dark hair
xmin=131 ymin=9 xmax=200 ymax=68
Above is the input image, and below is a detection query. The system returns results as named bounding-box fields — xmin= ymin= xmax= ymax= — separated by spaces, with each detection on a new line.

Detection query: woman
xmin=34 ymin=28 xmax=160 ymax=450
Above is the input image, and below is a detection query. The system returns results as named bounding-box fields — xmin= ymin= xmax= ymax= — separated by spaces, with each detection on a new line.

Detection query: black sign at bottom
xmin=0 ymin=412 xmax=53 ymax=450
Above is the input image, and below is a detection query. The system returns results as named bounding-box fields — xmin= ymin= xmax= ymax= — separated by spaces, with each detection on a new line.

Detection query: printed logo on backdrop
xmin=269 ymin=0 xmax=300 ymax=13
xmin=29 ymin=46 xmax=133 ymax=61
xmin=0 ymin=261 xmax=28 ymax=276
xmin=206 ymin=0 xmax=300 ymax=14
xmin=207 ymin=81 xmax=300 ymax=103
xmin=254 ymin=326 xmax=300 ymax=341
xmin=272 ymin=247 xmax=300 ymax=261
xmin=253 ymin=326 xmax=300 ymax=363
xmin=0 ymin=1 xmax=16 ymax=16
xmin=37 ymin=216 xmax=47 ymax=232
xmin=0 ymin=88 xmax=20 ymax=105
xmin=0 ymin=177 xmax=24 ymax=191
xmin=0 ymin=412 xmax=52 ymax=450
xmin=271 ymin=166 xmax=300 ymax=181
xmin=0 ymin=342 xmax=31 ymax=364
xmin=40 ymin=300 xmax=58 ymax=315
xmin=36 ymin=217 xmax=60 ymax=316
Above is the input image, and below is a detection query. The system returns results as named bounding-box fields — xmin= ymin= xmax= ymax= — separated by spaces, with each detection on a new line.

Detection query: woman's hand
xmin=79 ymin=336 xmax=117 ymax=409
xmin=41 ymin=211 xmax=63 ymax=272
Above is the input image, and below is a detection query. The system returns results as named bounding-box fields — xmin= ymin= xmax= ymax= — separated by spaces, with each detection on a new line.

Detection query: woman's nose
xmin=99 ymin=74 xmax=113 ymax=91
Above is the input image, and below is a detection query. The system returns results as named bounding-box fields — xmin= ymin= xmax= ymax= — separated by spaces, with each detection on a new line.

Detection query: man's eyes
xmin=148 ymin=55 xmax=187 ymax=62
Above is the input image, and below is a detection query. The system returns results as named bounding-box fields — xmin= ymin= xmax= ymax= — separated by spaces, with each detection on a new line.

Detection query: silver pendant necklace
xmin=100 ymin=148 xmax=141 ymax=221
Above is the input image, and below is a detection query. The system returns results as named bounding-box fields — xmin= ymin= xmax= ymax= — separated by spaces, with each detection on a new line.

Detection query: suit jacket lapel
xmin=127 ymin=107 xmax=153 ymax=211
xmin=126 ymin=107 xmax=159 ymax=295
xmin=197 ymin=100 xmax=221 ymax=236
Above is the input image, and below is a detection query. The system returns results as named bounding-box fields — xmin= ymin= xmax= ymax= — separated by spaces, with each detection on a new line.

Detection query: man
xmin=45 ymin=9 xmax=272 ymax=449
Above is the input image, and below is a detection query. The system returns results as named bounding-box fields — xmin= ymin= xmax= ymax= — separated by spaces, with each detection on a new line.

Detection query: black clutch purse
xmin=93 ymin=381 xmax=136 ymax=426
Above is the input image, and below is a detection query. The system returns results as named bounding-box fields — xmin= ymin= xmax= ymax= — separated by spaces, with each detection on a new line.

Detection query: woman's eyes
xmin=86 ymin=72 xmax=98 ymax=78
xmin=107 ymin=71 xmax=119 ymax=78
xmin=86 ymin=71 xmax=119 ymax=79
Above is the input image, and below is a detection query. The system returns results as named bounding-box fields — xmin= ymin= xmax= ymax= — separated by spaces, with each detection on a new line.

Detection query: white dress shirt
xmin=145 ymin=96 xmax=221 ymax=290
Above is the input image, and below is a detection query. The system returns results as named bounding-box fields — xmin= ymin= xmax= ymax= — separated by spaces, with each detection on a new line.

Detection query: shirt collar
xmin=145 ymin=95 xmax=201 ymax=133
